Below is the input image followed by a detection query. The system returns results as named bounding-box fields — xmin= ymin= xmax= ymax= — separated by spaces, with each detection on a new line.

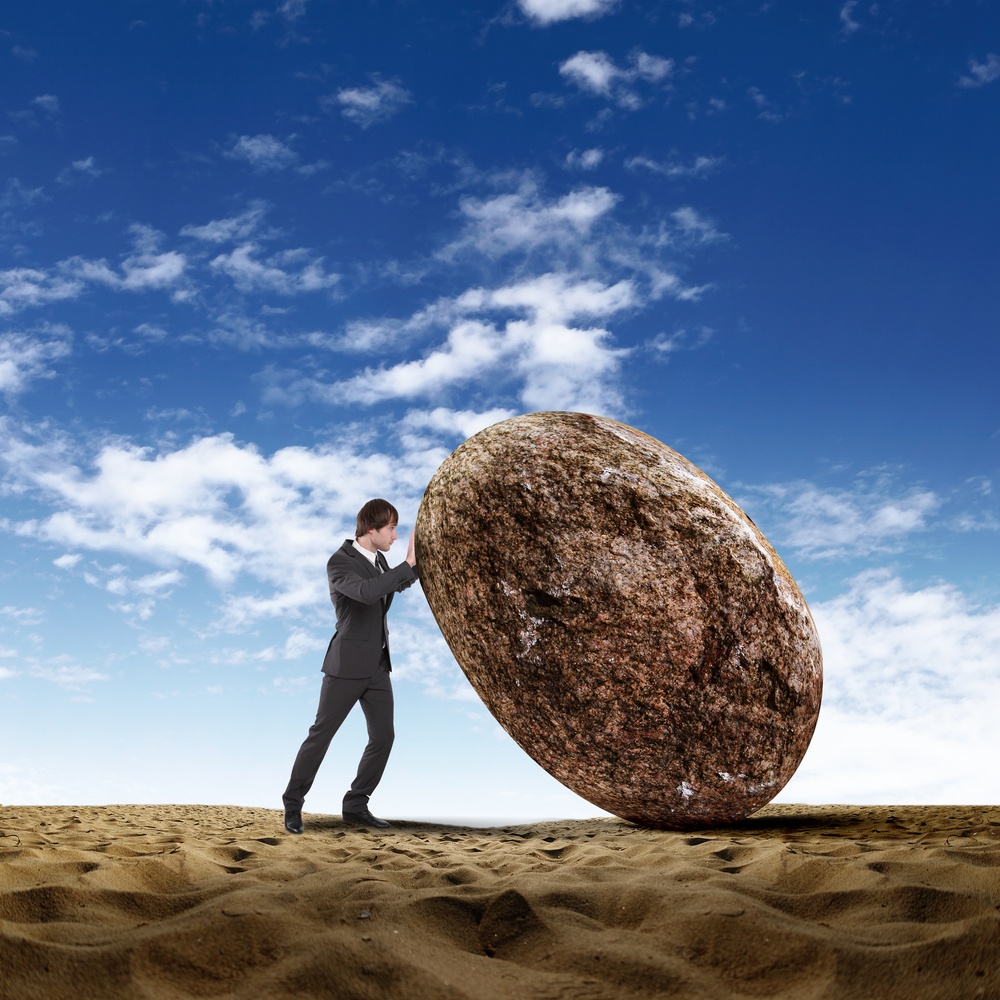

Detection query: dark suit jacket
xmin=321 ymin=539 xmax=419 ymax=679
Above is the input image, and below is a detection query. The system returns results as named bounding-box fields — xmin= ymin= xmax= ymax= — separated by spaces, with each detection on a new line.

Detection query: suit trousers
xmin=282 ymin=651 xmax=394 ymax=815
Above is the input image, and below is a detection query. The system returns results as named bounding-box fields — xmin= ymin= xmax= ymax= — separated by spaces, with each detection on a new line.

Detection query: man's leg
xmin=342 ymin=655 xmax=394 ymax=814
xmin=283 ymin=673 xmax=366 ymax=812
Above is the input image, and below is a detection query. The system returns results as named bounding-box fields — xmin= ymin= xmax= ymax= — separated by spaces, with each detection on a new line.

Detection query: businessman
xmin=282 ymin=498 xmax=419 ymax=833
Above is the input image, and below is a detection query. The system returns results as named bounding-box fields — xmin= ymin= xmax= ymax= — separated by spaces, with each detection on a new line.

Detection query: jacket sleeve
xmin=327 ymin=555 xmax=418 ymax=606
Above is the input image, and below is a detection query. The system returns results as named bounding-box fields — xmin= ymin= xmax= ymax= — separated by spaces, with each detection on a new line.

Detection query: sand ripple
xmin=0 ymin=803 xmax=997 ymax=999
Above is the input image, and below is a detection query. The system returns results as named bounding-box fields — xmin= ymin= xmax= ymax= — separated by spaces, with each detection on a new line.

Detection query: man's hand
xmin=405 ymin=531 xmax=417 ymax=567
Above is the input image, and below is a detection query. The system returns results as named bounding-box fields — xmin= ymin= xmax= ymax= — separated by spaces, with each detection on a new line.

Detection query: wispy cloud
xmin=518 ymin=0 xmax=620 ymax=26
xmin=0 ymin=267 xmax=82 ymax=315
xmin=815 ymin=570 xmax=999 ymax=718
xmin=401 ymin=406 xmax=518 ymax=440
xmin=291 ymin=272 xmax=634 ymax=413
xmin=626 ymin=154 xmax=723 ymax=179
xmin=279 ymin=0 xmax=308 ymax=21
xmin=0 ymin=326 xmax=72 ymax=396
xmin=838 ymin=1 xmax=860 ymax=36
xmin=671 ymin=206 xmax=725 ymax=244
xmin=330 ymin=77 xmax=413 ymax=128
xmin=737 ymin=476 xmax=940 ymax=560
xmin=440 ymin=180 xmax=618 ymax=261
xmin=180 ymin=202 xmax=272 ymax=243
xmin=747 ymin=86 xmax=783 ymax=122
xmin=0 ymin=605 xmax=44 ymax=627
xmin=30 ymin=94 xmax=60 ymax=115
xmin=784 ymin=571 xmax=1000 ymax=803
xmin=565 ymin=147 xmax=605 ymax=170
xmin=0 ymin=425 xmax=443 ymax=629
xmin=57 ymin=156 xmax=102 ymax=185
xmin=0 ymin=178 xmax=44 ymax=210
xmin=263 ymin=176 xmax=714 ymax=412
xmin=224 ymin=133 xmax=299 ymax=171
xmin=559 ymin=49 xmax=673 ymax=109
xmin=958 ymin=53 xmax=1000 ymax=90
xmin=26 ymin=660 xmax=110 ymax=689
xmin=209 ymin=243 xmax=340 ymax=294
xmin=63 ymin=224 xmax=189 ymax=296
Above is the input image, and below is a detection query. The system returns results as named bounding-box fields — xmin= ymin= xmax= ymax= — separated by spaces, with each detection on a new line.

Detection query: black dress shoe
xmin=284 ymin=809 xmax=304 ymax=835
xmin=342 ymin=807 xmax=391 ymax=829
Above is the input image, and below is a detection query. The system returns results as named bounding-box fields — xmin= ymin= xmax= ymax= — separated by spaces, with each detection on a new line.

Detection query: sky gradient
xmin=2 ymin=0 xmax=998 ymax=821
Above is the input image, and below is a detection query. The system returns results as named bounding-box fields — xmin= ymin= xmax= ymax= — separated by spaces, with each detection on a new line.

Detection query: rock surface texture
xmin=416 ymin=412 xmax=822 ymax=829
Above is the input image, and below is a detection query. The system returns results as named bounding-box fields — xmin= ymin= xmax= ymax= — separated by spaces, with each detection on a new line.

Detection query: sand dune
xmin=1 ymin=803 xmax=997 ymax=999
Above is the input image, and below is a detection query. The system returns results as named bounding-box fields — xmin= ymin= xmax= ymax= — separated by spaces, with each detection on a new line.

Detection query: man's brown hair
xmin=356 ymin=498 xmax=399 ymax=538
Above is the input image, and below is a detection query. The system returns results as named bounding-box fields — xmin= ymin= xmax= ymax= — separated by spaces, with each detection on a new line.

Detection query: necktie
xmin=375 ymin=553 xmax=387 ymax=647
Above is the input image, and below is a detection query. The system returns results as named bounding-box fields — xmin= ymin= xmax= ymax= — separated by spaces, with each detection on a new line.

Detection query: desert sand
xmin=1 ymin=803 xmax=997 ymax=999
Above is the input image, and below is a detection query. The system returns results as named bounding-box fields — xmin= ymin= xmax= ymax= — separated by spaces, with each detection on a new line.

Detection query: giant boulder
xmin=415 ymin=412 xmax=822 ymax=828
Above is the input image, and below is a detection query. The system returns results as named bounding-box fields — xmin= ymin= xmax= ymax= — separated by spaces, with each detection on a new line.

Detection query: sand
xmin=1 ymin=804 xmax=997 ymax=1000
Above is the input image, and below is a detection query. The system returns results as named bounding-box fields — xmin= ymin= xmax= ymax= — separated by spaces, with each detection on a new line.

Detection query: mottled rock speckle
xmin=416 ymin=412 xmax=822 ymax=828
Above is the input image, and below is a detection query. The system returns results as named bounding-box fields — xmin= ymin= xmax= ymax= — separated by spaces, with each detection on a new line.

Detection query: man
xmin=282 ymin=498 xmax=419 ymax=834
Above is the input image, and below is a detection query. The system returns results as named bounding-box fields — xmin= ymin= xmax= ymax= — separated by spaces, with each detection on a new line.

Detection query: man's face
xmin=369 ymin=521 xmax=398 ymax=552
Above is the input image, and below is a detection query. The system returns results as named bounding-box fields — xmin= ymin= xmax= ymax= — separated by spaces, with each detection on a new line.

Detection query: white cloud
xmin=780 ymin=571 xmax=1000 ymax=803
xmin=515 ymin=320 xmax=625 ymax=412
xmin=518 ymin=0 xmax=619 ymax=25
xmin=269 ymin=175 xmax=712 ymax=415
xmin=0 ymin=327 xmax=71 ymax=394
xmin=209 ymin=243 xmax=340 ymax=294
xmin=324 ymin=272 xmax=632 ymax=413
xmin=632 ymin=51 xmax=673 ymax=83
xmin=646 ymin=325 xmax=713 ymax=359
xmin=28 ymin=660 xmax=110 ymax=688
xmin=333 ymin=320 xmax=506 ymax=404
xmin=483 ymin=271 xmax=637 ymax=320
xmin=0 ymin=762 xmax=61 ymax=804
xmin=626 ymin=154 xmax=723 ymax=178
xmin=63 ymin=225 xmax=188 ymax=295
xmin=227 ymin=626 xmax=325 ymax=665
xmin=71 ymin=156 xmax=98 ymax=175
xmin=57 ymin=156 xmax=102 ymax=185
xmin=0 ymin=426 xmax=444 ymax=628
xmin=560 ymin=50 xmax=619 ymax=96
xmin=180 ymin=202 xmax=271 ymax=243
xmin=1 ymin=178 xmax=46 ymax=213
xmin=402 ymin=406 xmax=518 ymax=440
xmin=559 ymin=49 xmax=673 ymax=108
xmin=111 ymin=569 xmax=184 ymax=596
xmin=331 ymin=77 xmax=413 ymax=128
xmin=738 ymin=477 xmax=940 ymax=559
xmin=225 ymin=134 xmax=299 ymax=171
xmin=279 ymin=0 xmax=308 ymax=20
xmin=0 ymin=605 xmax=44 ymax=626
xmin=748 ymin=86 xmax=783 ymax=122
xmin=958 ymin=53 xmax=1000 ymax=89
xmin=0 ymin=268 xmax=83 ymax=316
xmin=30 ymin=94 xmax=60 ymax=115
xmin=101 ymin=567 xmax=184 ymax=620
xmin=838 ymin=1 xmax=860 ymax=35
xmin=565 ymin=147 xmax=604 ymax=170
xmin=671 ymin=205 xmax=725 ymax=243
xmin=442 ymin=181 xmax=618 ymax=260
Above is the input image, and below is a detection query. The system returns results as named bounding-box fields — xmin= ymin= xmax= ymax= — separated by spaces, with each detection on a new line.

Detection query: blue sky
xmin=2 ymin=0 xmax=998 ymax=821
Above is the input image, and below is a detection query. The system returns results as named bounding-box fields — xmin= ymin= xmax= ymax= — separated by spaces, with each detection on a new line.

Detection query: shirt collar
xmin=351 ymin=539 xmax=379 ymax=565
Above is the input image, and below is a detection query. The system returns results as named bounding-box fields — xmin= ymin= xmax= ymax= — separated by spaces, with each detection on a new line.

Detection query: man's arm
xmin=328 ymin=550 xmax=417 ymax=606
